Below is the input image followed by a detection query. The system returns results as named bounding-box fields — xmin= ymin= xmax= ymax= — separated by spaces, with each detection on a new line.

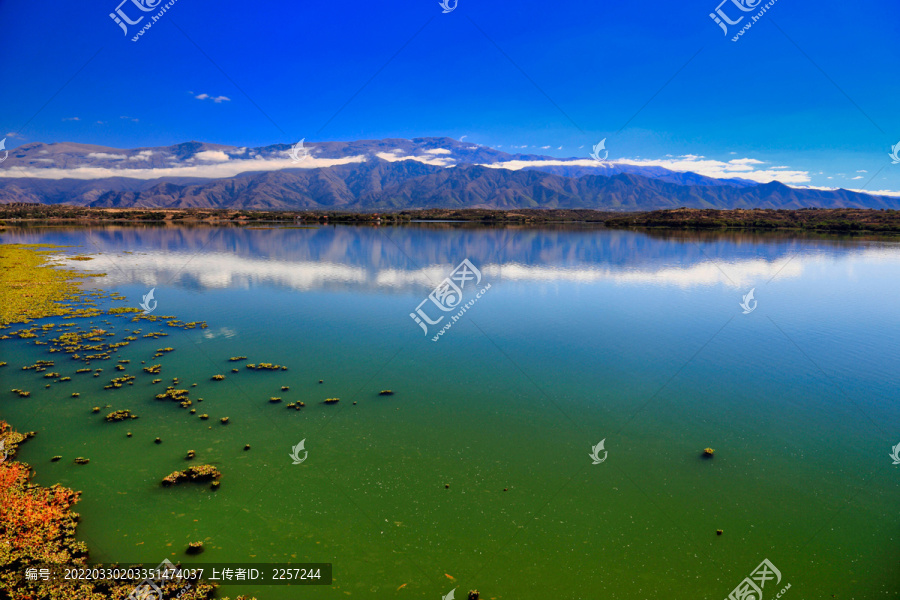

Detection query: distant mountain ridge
xmin=0 ymin=137 xmax=895 ymax=211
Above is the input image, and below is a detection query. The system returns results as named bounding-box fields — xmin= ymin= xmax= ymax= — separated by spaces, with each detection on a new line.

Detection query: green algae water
xmin=3 ymin=224 xmax=900 ymax=599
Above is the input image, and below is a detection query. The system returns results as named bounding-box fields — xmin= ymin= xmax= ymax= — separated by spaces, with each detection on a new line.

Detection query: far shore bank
xmin=3 ymin=203 xmax=900 ymax=235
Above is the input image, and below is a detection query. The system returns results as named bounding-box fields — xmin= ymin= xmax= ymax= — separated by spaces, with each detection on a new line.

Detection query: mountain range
xmin=0 ymin=137 xmax=895 ymax=211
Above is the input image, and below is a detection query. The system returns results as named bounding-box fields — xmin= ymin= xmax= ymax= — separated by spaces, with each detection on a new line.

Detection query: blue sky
xmin=1 ymin=0 xmax=899 ymax=192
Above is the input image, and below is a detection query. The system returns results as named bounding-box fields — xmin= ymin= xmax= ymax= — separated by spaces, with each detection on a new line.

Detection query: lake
xmin=2 ymin=223 xmax=899 ymax=599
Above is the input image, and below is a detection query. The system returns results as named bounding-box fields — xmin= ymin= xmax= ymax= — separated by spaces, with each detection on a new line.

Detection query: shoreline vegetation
xmin=3 ymin=203 xmax=900 ymax=234
xmin=0 ymin=244 xmax=254 ymax=600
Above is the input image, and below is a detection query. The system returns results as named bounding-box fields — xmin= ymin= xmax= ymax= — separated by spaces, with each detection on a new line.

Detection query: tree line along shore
xmin=3 ymin=203 xmax=900 ymax=233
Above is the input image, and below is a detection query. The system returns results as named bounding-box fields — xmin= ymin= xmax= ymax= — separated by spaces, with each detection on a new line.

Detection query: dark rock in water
xmin=154 ymin=437 xmax=162 ymax=444
xmin=717 ymin=529 xmax=723 ymax=536
xmin=379 ymin=390 xmax=394 ymax=396
xmin=220 ymin=417 xmax=229 ymax=424
xmin=74 ymin=457 xmax=89 ymax=465
xmin=51 ymin=456 xmax=62 ymax=462
xmin=185 ymin=450 xmax=196 ymax=460
xmin=468 ymin=591 xmax=480 ymax=600
xmin=127 ymin=432 xmax=132 ymax=437
xmin=244 ymin=444 xmax=251 ymax=451
xmin=186 ymin=541 xmax=204 ymax=554
xmin=210 ymin=481 xmax=221 ymax=490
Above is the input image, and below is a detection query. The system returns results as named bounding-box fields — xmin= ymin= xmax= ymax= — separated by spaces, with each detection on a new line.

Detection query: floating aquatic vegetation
xmin=379 ymin=390 xmax=394 ymax=395
xmin=23 ymin=360 xmax=54 ymax=371
xmin=245 ymin=362 xmax=287 ymax=371
xmin=73 ymin=457 xmax=90 ymax=465
xmin=269 ymin=397 xmax=282 ymax=403
xmin=211 ymin=374 xmax=225 ymax=381
xmin=155 ymin=387 xmax=190 ymax=406
xmin=103 ymin=374 xmax=135 ymax=389
xmin=143 ymin=364 xmax=162 ymax=374
xmin=105 ymin=410 xmax=137 ymax=422
xmin=186 ymin=450 xmax=196 ymax=460
xmin=220 ymin=417 xmax=229 ymax=424
xmin=161 ymin=465 xmax=221 ymax=486
xmin=229 ymin=356 xmax=247 ymax=361
xmin=324 ymin=398 xmax=340 ymax=404
xmin=281 ymin=386 xmax=289 ymax=391
xmin=106 ymin=307 xmax=141 ymax=314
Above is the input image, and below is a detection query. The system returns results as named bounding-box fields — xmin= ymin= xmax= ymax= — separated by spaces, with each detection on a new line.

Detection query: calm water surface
xmin=2 ymin=224 xmax=900 ymax=599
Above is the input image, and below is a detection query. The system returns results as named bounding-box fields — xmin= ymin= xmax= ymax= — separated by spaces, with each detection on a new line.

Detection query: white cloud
xmin=480 ymin=155 xmax=812 ymax=184
xmin=120 ymin=116 xmax=139 ymax=122
xmin=62 ymin=117 xmax=80 ymax=122
xmin=374 ymin=150 xmax=455 ymax=167
xmin=851 ymin=176 xmax=864 ymax=180
xmin=856 ymin=170 xmax=868 ymax=173
xmin=6 ymin=132 xmax=22 ymax=138
xmin=195 ymin=93 xmax=231 ymax=103
xmin=0 ymin=154 xmax=367 ymax=180
xmin=194 ymin=150 xmax=230 ymax=162
xmin=86 ymin=152 xmax=127 ymax=160
xmin=424 ymin=148 xmax=452 ymax=155
xmin=127 ymin=150 xmax=155 ymax=161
